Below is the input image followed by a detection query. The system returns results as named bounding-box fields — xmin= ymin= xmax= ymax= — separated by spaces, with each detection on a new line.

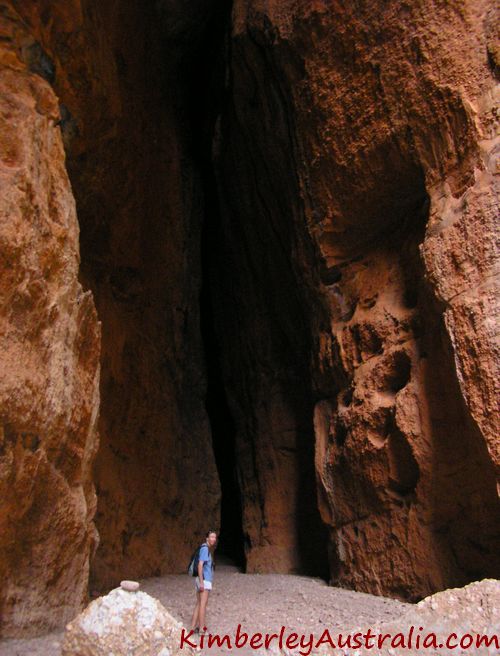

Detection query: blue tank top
xmin=198 ymin=544 xmax=213 ymax=582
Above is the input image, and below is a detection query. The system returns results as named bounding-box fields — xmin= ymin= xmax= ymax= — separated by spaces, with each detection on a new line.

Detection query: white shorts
xmin=195 ymin=577 xmax=212 ymax=591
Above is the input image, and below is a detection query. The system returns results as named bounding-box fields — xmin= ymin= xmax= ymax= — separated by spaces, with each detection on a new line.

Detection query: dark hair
xmin=205 ymin=530 xmax=217 ymax=567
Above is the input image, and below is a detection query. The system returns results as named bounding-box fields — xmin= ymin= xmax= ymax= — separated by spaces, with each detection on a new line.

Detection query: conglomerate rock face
xmin=0 ymin=0 xmax=498 ymax=638
xmin=0 ymin=0 xmax=220 ymax=636
xmin=9 ymin=0 xmax=221 ymax=594
xmin=212 ymin=0 xmax=499 ymax=597
xmin=0 ymin=4 xmax=100 ymax=636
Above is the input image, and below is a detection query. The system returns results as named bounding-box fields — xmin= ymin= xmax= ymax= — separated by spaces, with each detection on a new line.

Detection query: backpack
xmin=187 ymin=544 xmax=205 ymax=576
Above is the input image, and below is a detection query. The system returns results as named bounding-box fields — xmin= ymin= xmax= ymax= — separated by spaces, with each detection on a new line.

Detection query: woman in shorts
xmin=190 ymin=530 xmax=217 ymax=635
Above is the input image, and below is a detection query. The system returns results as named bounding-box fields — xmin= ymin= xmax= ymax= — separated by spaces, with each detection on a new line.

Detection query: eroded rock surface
xmin=0 ymin=4 xmax=100 ymax=636
xmin=8 ymin=0 xmax=221 ymax=593
xmin=211 ymin=0 xmax=500 ymax=595
xmin=0 ymin=0 xmax=221 ymax=636
xmin=0 ymin=0 xmax=498 ymax=638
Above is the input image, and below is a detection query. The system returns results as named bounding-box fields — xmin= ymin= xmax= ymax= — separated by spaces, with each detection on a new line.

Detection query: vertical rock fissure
xmin=200 ymin=190 xmax=247 ymax=568
xmin=207 ymin=20 xmax=332 ymax=579
xmin=186 ymin=0 xmax=247 ymax=567
xmin=3 ymin=2 xmax=499 ymax=636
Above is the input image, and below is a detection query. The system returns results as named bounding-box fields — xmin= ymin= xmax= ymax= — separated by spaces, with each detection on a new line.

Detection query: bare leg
xmin=190 ymin=591 xmax=201 ymax=630
xmin=198 ymin=590 xmax=210 ymax=632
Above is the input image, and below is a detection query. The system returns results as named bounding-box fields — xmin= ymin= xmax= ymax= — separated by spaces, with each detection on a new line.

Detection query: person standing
xmin=190 ymin=530 xmax=217 ymax=635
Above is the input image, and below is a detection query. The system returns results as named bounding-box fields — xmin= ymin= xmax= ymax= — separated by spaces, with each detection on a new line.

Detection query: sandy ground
xmin=0 ymin=558 xmax=409 ymax=655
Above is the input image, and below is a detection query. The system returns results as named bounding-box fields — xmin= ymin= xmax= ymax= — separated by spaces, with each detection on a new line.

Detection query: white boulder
xmin=62 ymin=586 xmax=193 ymax=656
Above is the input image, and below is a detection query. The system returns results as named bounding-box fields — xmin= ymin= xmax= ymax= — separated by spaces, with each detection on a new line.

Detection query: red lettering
xmin=390 ymin=632 xmax=406 ymax=649
xmin=423 ymin=633 xmax=439 ymax=649
xmin=377 ymin=633 xmax=391 ymax=648
xmin=286 ymin=632 xmax=299 ymax=649
xmin=315 ymin=629 xmax=336 ymax=649
xmin=337 ymin=634 xmax=349 ymax=648
xmin=407 ymin=625 xmax=414 ymax=648
xmin=264 ymin=632 xmax=279 ymax=649
xmin=250 ymin=633 xmax=263 ymax=649
xmin=278 ymin=625 xmax=286 ymax=649
xmin=476 ymin=634 xmax=500 ymax=650
xmin=179 ymin=623 xmax=500 ymax=654
xmin=415 ymin=625 xmax=424 ymax=649
xmin=208 ymin=633 xmax=231 ymax=649
xmin=298 ymin=633 xmax=314 ymax=656
xmin=363 ymin=628 xmax=376 ymax=649
xmin=460 ymin=634 xmax=473 ymax=649
xmin=179 ymin=629 xmax=196 ymax=649
xmin=235 ymin=624 xmax=248 ymax=648
xmin=350 ymin=632 xmax=363 ymax=649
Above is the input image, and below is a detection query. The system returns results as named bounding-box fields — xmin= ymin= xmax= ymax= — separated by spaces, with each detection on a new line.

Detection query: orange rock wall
xmin=0 ymin=4 xmax=100 ymax=636
xmin=12 ymin=0 xmax=221 ymax=591
xmin=212 ymin=0 xmax=499 ymax=596
xmin=0 ymin=0 xmax=220 ymax=635
xmin=0 ymin=0 xmax=498 ymax=636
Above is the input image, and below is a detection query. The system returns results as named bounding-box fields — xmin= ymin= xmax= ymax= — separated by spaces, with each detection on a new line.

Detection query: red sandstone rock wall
xmin=0 ymin=0 xmax=220 ymax=635
xmin=10 ymin=0 xmax=221 ymax=591
xmin=0 ymin=4 xmax=100 ymax=636
xmin=213 ymin=0 xmax=499 ymax=596
xmin=0 ymin=0 xmax=498 ymax=637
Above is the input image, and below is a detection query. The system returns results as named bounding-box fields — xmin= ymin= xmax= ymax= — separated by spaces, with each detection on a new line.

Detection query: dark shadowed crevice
xmin=206 ymin=25 xmax=331 ymax=580
xmin=180 ymin=0 xmax=247 ymax=567
xmin=200 ymin=214 xmax=246 ymax=568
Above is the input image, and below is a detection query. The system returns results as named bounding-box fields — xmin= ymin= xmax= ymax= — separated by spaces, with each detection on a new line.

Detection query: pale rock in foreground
xmin=331 ymin=579 xmax=500 ymax=656
xmin=61 ymin=587 xmax=193 ymax=656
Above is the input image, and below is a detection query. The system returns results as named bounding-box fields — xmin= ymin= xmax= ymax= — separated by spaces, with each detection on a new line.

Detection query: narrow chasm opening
xmin=60 ymin=0 xmax=330 ymax=587
xmin=200 ymin=214 xmax=246 ymax=568
xmin=186 ymin=2 xmax=330 ymax=577
xmin=191 ymin=13 xmax=331 ymax=579
xmin=187 ymin=0 xmax=246 ymax=568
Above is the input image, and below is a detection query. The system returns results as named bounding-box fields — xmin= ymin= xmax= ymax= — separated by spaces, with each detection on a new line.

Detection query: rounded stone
xmin=120 ymin=580 xmax=140 ymax=592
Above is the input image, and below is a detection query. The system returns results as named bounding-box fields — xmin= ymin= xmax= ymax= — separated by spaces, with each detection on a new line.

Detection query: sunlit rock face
xmin=12 ymin=0 xmax=221 ymax=591
xmin=0 ymin=0 xmax=220 ymax=635
xmin=212 ymin=0 xmax=499 ymax=597
xmin=0 ymin=0 xmax=498 ymax=637
xmin=0 ymin=4 xmax=100 ymax=636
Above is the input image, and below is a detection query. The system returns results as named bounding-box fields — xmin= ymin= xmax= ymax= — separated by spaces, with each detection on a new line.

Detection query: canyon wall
xmin=0 ymin=0 xmax=221 ymax=635
xmin=11 ymin=0 xmax=222 ymax=590
xmin=0 ymin=0 xmax=498 ymax=638
xmin=0 ymin=4 xmax=100 ymax=635
xmin=212 ymin=0 xmax=499 ymax=597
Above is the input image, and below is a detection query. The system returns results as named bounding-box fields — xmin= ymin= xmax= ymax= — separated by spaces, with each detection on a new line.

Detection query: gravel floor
xmin=0 ymin=558 xmax=410 ymax=655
